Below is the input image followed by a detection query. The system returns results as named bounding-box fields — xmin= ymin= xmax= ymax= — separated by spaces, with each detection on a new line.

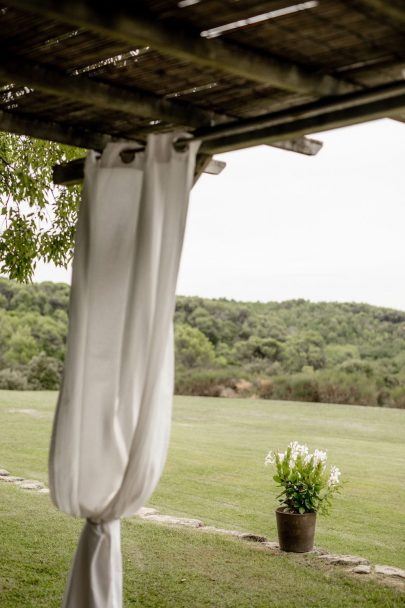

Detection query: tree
xmin=0 ymin=132 xmax=84 ymax=282
xmin=233 ymin=336 xmax=285 ymax=363
xmin=175 ymin=323 xmax=217 ymax=369
xmin=28 ymin=352 xmax=63 ymax=390
xmin=3 ymin=325 xmax=38 ymax=366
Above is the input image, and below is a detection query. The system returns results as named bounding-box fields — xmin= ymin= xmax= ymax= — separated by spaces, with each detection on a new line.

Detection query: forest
xmin=0 ymin=278 xmax=404 ymax=408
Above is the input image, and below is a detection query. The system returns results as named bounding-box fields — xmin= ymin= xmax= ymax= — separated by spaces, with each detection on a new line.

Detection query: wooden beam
xmin=201 ymin=91 xmax=405 ymax=153
xmin=0 ymin=54 xmax=323 ymax=158
xmin=4 ymin=78 xmax=402 ymax=165
xmin=0 ymin=104 xmax=324 ymax=163
xmin=193 ymin=154 xmax=214 ymax=186
xmin=53 ymin=158 xmax=86 ymax=186
xmin=0 ymin=109 xmax=114 ymax=149
xmin=52 ymin=155 xmax=226 ymax=186
xmin=271 ymin=138 xmax=323 ymax=156
xmin=203 ymin=159 xmax=226 ymax=175
xmin=355 ymin=0 xmax=405 ymax=27
xmin=6 ymin=0 xmax=353 ymax=97
xmin=0 ymin=53 xmax=226 ymax=129
xmin=52 ymin=139 xmax=320 ymax=188
xmin=193 ymin=81 xmax=405 ymax=145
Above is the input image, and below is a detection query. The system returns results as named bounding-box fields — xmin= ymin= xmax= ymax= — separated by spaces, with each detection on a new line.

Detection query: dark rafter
xmin=272 ymin=138 xmax=323 ymax=156
xmin=355 ymin=0 xmax=405 ymax=28
xmin=201 ymin=90 xmax=405 ymax=153
xmin=2 ymin=81 xmax=403 ymax=158
xmin=6 ymin=0 xmax=354 ymax=97
xmin=194 ymin=81 xmax=405 ymax=144
xmin=52 ymin=137 xmax=323 ymax=187
xmin=0 ymin=54 xmax=323 ymax=157
xmin=52 ymin=154 xmax=225 ymax=187
xmin=0 ymin=53 xmax=227 ymax=129
xmin=0 ymin=109 xmax=114 ymax=150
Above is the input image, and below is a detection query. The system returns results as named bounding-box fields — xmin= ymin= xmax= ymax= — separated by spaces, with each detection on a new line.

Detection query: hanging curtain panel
xmin=49 ymin=134 xmax=200 ymax=608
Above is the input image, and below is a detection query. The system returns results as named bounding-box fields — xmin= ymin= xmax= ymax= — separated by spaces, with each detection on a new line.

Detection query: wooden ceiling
xmin=0 ymin=0 xmax=404 ymax=155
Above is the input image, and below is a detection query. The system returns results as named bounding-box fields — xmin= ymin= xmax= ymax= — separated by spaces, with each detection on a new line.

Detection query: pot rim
xmin=276 ymin=506 xmax=316 ymax=516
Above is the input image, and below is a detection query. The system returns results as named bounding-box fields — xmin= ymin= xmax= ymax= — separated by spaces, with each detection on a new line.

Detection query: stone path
xmin=135 ymin=506 xmax=405 ymax=589
xmin=2 ymin=466 xmax=404 ymax=591
xmin=0 ymin=467 xmax=49 ymax=494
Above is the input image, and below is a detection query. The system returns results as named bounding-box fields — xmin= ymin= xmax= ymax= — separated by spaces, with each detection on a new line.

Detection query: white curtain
xmin=49 ymin=134 xmax=200 ymax=608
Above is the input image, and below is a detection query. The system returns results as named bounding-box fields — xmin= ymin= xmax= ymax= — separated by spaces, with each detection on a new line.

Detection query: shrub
xmin=175 ymin=324 xmax=217 ymax=369
xmin=257 ymin=378 xmax=273 ymax=399
xmin=391 ymin=386 xmax=405 ymax=409
xmin=27 ymin=352 xmax=63 ymax=390
xmin=175 ymin=368 xmax=242 ymax=397
xmin=0 ymin=368 xmax=28 ymax=390
xmin=271 ymin=373 xmax=320 ymax=403
xmin=316 ymin=370 xmax=377 ymax=406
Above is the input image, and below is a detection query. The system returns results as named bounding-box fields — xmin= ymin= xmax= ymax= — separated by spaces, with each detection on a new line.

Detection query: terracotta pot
xmin=276 ymin=507 xmax=316 ymax=552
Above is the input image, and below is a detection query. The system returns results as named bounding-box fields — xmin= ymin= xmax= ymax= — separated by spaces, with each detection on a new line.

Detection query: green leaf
xmin=0 ymin=132 xmax=83 ymax=281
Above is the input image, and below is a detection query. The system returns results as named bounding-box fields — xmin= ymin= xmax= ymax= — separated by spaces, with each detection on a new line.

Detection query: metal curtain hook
xmin=172 ymin=139 xmax=189 ymax=152
xmin=119 ymin=146 xmax=144 ymax=163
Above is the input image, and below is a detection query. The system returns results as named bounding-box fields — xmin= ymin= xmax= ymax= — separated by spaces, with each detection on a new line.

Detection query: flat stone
xmin=263 ymin=541 xmax=280 ymax=551
xmin=0 ymin=468 xmax=10 ymax=476
xmin=18 ymin=480 xmax=44 ymax=490
xmin=240 ymin=533 xmax=268 ymax=543
xmin=200 ymin=526 xmax=243 ymax=537
xmin=136 ymin=507 xmax=159 ymax=517
xmin=317 ymin=554 xmax=369 ymax=566
xmin=375 ymin=565 xmax=405 ymax=579
xmin=0 ymin=476 xmax=24 ymax=483
xmin=6 ymin=408 xmax=41 ymax=417
xmin=311 ymin=547 xmax=328 ymax=556
xmin=38 ymin=488 xmax=50 ymax=494
xmin=352 ymin=565 xmax=372 ymax=574
xmin=142 ymin=514 xmax=204 ymax=528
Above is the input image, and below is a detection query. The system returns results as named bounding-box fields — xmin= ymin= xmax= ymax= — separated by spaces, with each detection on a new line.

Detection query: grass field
xmin=0 ymin=391 xmax=404 ymax=607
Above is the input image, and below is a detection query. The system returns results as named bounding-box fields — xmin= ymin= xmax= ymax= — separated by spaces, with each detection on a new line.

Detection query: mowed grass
xmin=0 ymin=391 xmax=404 ymax=607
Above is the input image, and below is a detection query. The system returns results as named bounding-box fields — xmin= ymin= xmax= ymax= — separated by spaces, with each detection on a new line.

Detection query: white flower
xmin=288 ymin=441 xmax=309 ymax=464
xmin=328 ymin=465 xmax=341 ymax=486
xmin=313 ymin=449 xmax=327 ymax=465
xmin=265 ymin=451 xmax=275 ymax=466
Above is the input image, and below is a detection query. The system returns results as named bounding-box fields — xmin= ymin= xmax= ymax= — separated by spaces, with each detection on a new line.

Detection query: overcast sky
xmin=34 ymin=118 xmax=405 ymax=311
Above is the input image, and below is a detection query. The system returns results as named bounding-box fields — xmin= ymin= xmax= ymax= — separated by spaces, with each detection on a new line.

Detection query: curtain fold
xmin=49 ymin=133 xmax=200 ymax=607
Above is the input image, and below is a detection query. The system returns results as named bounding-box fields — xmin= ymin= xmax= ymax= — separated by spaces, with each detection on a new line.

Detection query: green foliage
xmin=175 ymin=368 xmax=243 ymax=397
xmin=27 ymin=353 xmax=63 ymax=390
xmin=232 ymin=336 xmax=285 ymax=364
xmin=3 ymin=326 xmax=38 ymax=366
xmin=0 ymin=279 xmax=68 ymax=389
xmin=270 ymin=373 xmax=320 ymax=403
xmin=0 ymin=278 xmax=404 ymax=407
xmin=175 ymin=323 xmax=217 ymax=369
xmin=0 ymin=368 xmax=28 ymax=390
xmin=325 ymin=343 xmax=359 ymax=366
xmin=175 ymin=296 xmax=405 ymax=408
xmin=0 ymin=133 xmax=84 ymax=281
xmin=267 ymin=442 xmax=341 ymax=515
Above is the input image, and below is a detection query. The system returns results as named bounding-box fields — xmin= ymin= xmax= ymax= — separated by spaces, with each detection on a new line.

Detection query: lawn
xmin=0 ymin=391 xmax=404 ymax=607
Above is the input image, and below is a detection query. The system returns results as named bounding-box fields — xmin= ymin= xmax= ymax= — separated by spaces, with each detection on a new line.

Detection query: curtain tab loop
xmin=172 ymin=138 xmax=189 ymax=153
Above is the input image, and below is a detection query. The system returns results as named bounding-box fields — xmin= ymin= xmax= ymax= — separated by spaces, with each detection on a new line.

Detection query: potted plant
xmin=265 ymin=441 xmax=341 ymax=552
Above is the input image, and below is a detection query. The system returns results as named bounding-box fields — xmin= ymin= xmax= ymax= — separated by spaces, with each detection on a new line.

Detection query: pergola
xmin=0 ymin=0 xmax=404 ymax=181
xmin=1 ymin=3 xmax=405 ymax=607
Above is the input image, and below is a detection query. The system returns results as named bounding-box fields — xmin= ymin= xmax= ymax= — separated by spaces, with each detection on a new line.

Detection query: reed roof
xmin=0 ymin=0 xmax=404 ymax=154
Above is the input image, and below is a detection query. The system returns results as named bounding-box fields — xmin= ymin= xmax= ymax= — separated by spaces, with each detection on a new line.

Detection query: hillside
xmin=0 ymin=279 xmax=404 ymax=407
